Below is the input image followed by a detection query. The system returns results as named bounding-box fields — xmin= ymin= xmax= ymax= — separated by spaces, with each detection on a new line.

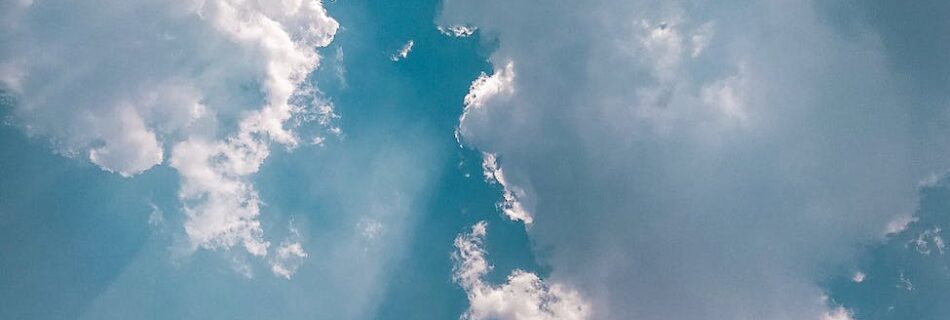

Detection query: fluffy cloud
xmin=461 ymin=62 xmax=515 ymax=111
xmin=442 ymin=0 xmax=950 ymax=318
xmin=459 ymin=65 xmax=533 ymax=224
xmin=88 ymin=107 xmax=166 ymax=177
xmin=453 ymin=222 xmax=590 ymax=320
xmin=1 ymin=0 xmax=339 ymax=274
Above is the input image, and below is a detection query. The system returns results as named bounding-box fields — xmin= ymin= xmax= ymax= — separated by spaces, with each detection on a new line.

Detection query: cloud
xmin=909 ymin=227 xmax=945 ymax=255
xmin=820 ymin=307 xmax=854 ymax=320
xmin=825 ymin=177 xmax=950 ymax=319
xmin=699 ymin=68 xmax=748 ymax=126
xmin=462 ymin=61 xmax=515 ymax=110
xmin=147 ymin=202 xmax=166 ymax=227
xmin=1 ymin=0 xmax=339 ymax=272
xmin=390 ymin=40 xmax=414 ymax=62
xmin=458 ymin=65 xmax=532 ymax=224
xmin=453 ymin=222 xmax=590 ymax=320
xmin=270 ymin=223 xmax=309 ymax=279
xmin=689 ymin=22 xmax=714 ymax=58
xmin=480 ymin=153 xmax=532 ymax=224
xmin=87 ymin=107 xmax=165 ymax=177
xmin=442 ymin=0 xmax=950 ymax=318
xmin=850 ymin=272 xmax=865 ymax=283
xmin=456 ymin=60 xmax=515 ymax=144
xmin=271 ymin=241 xmax=308 ymax=279
xmin=438 ymin=25 xmax=478 ymax=38
xmin=884 ymin=213 xmax=917 ymax=236
xmin=358 ymin=218 xmax=384 ymax=242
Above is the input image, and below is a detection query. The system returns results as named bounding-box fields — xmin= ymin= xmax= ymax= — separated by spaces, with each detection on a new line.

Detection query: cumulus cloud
xmin=88 ymin=107 xmax=166 ymax=177
xmin=1 ymin=0 xmax=339 ymax=272
xmin=442 ymin=0 xmax=950 ymax=318
xmin=456 ymin=61 xmax=515 ymax=144
xmin=453 ymin=222 xmax=590 ymax=320
xmin=458 ymin=64 xmax=532 ymax=224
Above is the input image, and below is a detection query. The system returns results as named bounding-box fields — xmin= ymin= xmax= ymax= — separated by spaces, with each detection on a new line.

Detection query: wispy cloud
xmin=390 ymin=40 xmax=414 ymax=62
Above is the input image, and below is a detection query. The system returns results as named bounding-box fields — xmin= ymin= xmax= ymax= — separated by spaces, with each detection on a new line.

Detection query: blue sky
xmin=1 ymin=1 xmax=950 ymax=319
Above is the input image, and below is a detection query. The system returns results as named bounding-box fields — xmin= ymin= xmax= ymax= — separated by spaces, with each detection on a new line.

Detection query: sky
xmin=0 ymin=1 xmax=949 ymax=319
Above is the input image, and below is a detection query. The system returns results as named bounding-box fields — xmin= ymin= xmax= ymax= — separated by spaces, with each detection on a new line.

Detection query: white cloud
xmin=690 ymin=22 xmax=714 ymax=58
xmin=268 ymin=220 xmax=308 ymax=279
xmin=908 ymin=227 xmax=945 ymax=255
xmin=462 ymin=61 xmax=515 ymax=110
xmin=147 ymin=202 xmax=165 ymax=227
xmin=918 ymin=172 xmax=942 ymax=188
xmin=170 ymin=0 xmax=342 ymax=262
xmin=700 ymin=69 xmax=748 ymax=125
xmin=231 ymin=256 xmax=255 ymax=279
xmin=1 ymin=0 xmax=339 ymax=272
xmin=885 ymin=213 xmax=918 ymax=235
xmin=851 ymin=271 xmax=865 ymax=283
xmin=170 ymin=137 xmax=271 ymax=256
xmin=456 ymin=61 xmax=515 ymax=144
xmin=359 ymin=218 xmax=384 ymax=241
xmin=271 ymin=241 xmax=308 ymax=279
xmin=441 ymin=0 xmax=950 ymax=318
xmin=634 ymin=18 xmax=686 ymax=81
xmin=330 ymin=45 xmax=347 ymax=87
xmin=438 ymin=25 xmax=478 ymax=37
xmin=481 ymin=152 xmax=532 ymax=224
xmin=820 ymin=307 xmax=854 ymax=320
xmin=898 ymin=272 xmax=914 ymax=291
xmin=453 ymin=222 xmax=590 ymax=320
xmin=391 ymin=40 xmax=414 ymax=62
xmin=0 ymin=62 xmax=24 ymax=93
xmin=88 ymin=106 xmax=165 ymax=177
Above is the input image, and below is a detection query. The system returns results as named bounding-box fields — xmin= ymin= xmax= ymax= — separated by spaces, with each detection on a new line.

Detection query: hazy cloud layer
xmin=442 ymin=0 xmax=950 ymax=318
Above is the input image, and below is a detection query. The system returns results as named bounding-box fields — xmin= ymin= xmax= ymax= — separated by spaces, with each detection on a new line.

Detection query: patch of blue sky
xmin=824 ymin=178 xmax=950 ymax=319
xmin=0 ymin=117 xmax=177 ymax=319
